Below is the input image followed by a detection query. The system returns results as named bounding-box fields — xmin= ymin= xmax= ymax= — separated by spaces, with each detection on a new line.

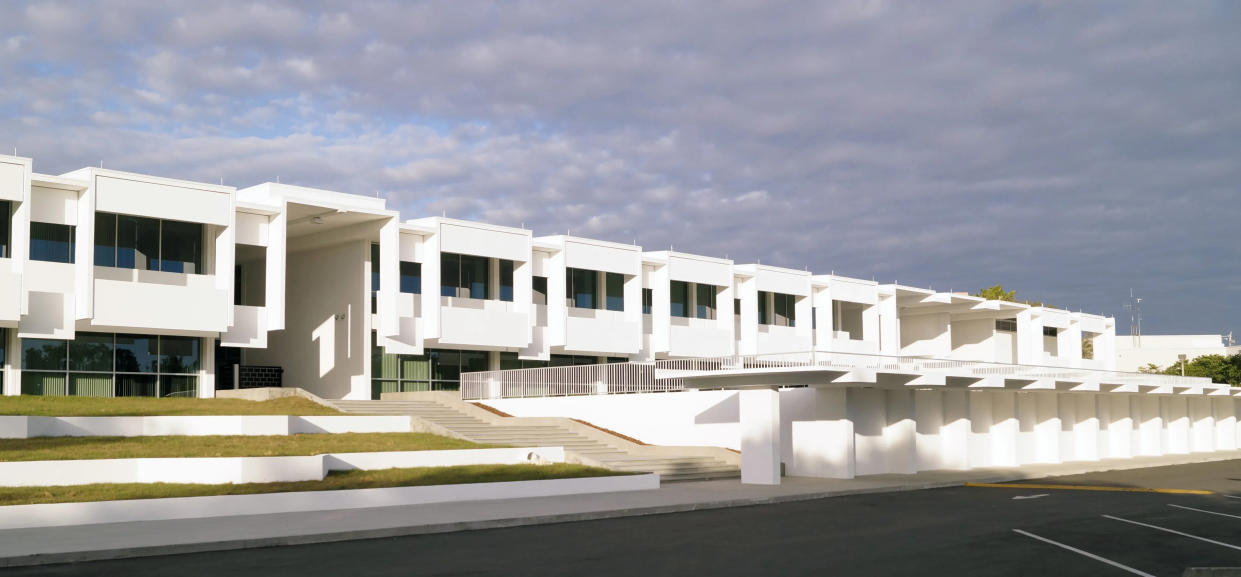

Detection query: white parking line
xmin=1169 ymin=504 xmax=1241 ymax=521
xmin=1012 ymin=529 xmax=1158 ymax=577
xmin=1103 ymin=514 xmax=1241 ymax=551
xmin=1225 ymin=495 xmax=1241 ymax=500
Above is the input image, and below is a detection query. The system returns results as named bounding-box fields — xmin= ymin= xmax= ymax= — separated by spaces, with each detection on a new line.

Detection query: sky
xmin=1 ymin=1 xmax=1238 ymax=338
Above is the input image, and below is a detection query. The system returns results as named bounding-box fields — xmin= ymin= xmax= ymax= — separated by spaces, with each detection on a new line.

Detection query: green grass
xmin=0 ymin=432 xmax=501 ymax=462
xmin=0 ymin=464 xmax=626 ymax=506
xmin=0 ymin=395 xmax=344 ymax=416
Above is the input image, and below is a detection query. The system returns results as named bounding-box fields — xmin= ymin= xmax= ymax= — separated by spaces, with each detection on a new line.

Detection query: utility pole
xmin=1124 ymin=289 xmax=1142 ymax=348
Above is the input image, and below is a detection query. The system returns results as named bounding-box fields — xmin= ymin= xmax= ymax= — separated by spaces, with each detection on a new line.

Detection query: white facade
xmin=0 ymin=153 xmax=1145 ymax=402
xmin=1114 ymin=334 xmax=1230 ymax=372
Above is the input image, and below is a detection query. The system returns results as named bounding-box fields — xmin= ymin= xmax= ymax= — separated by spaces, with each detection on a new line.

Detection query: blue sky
xmin=1 ymin=1 xmax=1238 ymax=337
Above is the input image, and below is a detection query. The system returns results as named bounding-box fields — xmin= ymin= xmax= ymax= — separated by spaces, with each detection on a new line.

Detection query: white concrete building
xmin=1114 ymin=334 xmax=1230 ymax=372
xmin=0 ymin=154 xmax=1200 ymax=401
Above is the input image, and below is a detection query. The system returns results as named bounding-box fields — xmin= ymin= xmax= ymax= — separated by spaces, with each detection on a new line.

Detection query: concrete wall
xmin=247 ymin=242 xmax=368 ymax=400
xmin=490 ymin=388 xmax=1241 ymax=480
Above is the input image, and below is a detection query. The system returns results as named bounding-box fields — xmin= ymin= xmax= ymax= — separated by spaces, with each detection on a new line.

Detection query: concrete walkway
xmin=2 ymin=450 xmax=1238 ymax=568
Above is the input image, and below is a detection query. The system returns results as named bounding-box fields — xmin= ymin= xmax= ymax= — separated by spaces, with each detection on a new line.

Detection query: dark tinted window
xmin=29 ymin=222 xmax=74 ymax=263
xmin=158 ymin=220 xmax=201 ymax=274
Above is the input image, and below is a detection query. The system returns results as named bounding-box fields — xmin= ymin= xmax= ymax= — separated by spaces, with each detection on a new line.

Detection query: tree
xmin=1157 ymin=354 xmax=1241 ymax=385
xmin=973 ymin=284 xmax=1050 ymax=308
xmin=1081 ymin=337 xmax=1094 ymax=360
xmin=975 ymin=284 xmax=1016 ymax=302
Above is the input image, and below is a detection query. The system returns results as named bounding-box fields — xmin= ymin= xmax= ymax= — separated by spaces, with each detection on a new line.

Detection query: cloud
xmin=0 ymin=0 xmax=1238 ymax=334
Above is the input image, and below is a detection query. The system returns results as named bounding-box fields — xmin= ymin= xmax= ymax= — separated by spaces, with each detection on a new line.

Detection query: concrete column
xmin=914 ymin=389 xmax=945 ymax=471
xmin=885 ymin=389 xmax=916 ymax=474
xmin=849 ymin=388 xmax=887 ymax=476
xmin=199 ymin=337 xmax=216 ymax=399
xmin=1072 ymin=394 xmax=1100 ymax=462
xmin=967 ymin=391 xmax=994 ymax=468
xmin=740 ymin=387 xmax=781 ymax=485
xmin=1161 ymin=396 xmax=1190 ymax=455
xmin=1213 ymin=397 xmax=1237 ymax=451
xmin=788 ymin=388 xmax=854 ymax=479
xmin=941 ymin=389 xmax=970 ymax=470
xmin=1016 ymin=392 xmax=1038 ymax=464
xmin=1105 ymin=394 xmax=1133 ymax=459
xmin=991 ymin=391 xmax=1018 ymax=467
xmin=1136 ymin=396 xmax=1163 ymax=456
xmin=1189 ymin=396 xmax=1215 ymax=453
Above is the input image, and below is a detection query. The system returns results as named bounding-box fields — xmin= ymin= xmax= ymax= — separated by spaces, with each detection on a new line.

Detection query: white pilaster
xmin=739 ymin=387 xmax=781 ymax=485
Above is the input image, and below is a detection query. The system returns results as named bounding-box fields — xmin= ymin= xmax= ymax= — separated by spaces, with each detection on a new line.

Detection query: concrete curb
xmin=3 ymin=452 xmax=1237 ymax=568
xmin=0 ymin=478 xmax=976 ymax=568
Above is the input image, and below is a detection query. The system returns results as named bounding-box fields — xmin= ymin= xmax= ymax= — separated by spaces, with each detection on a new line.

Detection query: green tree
xmin=1159 ymin=354 xmax=1241 ymax=385
xmin=975 ymin=284 xmax=1017 ymax=301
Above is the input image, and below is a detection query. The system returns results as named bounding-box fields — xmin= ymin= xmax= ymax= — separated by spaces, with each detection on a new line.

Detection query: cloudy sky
xmin=1 ymin=1 xmax=1237 ymax=336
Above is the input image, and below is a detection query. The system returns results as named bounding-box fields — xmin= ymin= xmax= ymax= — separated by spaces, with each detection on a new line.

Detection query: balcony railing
xmin=460 ymin=350 xmax=1228 ymax=401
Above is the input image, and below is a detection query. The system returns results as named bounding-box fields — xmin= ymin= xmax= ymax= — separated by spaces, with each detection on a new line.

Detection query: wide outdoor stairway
xmin=328 ymin=398 xmax=739 ymax=482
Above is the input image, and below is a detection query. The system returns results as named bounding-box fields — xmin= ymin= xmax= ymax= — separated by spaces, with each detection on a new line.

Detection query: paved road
xmin=9 ymin=460 xmax=1241 ymax=577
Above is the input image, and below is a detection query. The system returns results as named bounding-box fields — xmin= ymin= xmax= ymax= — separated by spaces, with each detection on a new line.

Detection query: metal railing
xmin=460 ymin=350 xmax=1226 ymax=400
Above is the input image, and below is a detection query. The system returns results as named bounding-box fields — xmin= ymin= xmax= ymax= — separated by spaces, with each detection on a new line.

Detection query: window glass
xmin=69 ymin=333 xmax=113 ymax=372
xmin=758 ymin=291 xmax=770 ymax=325
xmin=642 ymin=288 xmax=652 ymax=314
xmin=431 ymin=349 xmax=460 ymax=383
xmin=400 ymin=261 xmax=421 ymax=294
xmin=370 ymin=243 xmax=381 ymax=292
xmin=117 ymin=214 xmax=159 ymax=271
xmin=94 ymin=212 xmax=116 ymax=267
xmin=440 ymin=253 xmax=460 ymax=297
xmin=0 ymin=328 xmax=6 ymax=368
xmin=69 ymin=373 xmax=112 ymax=397
xmin=696 ymin=284 xmax=716 ymax=320
xmin=670 ymin=281 xmax=689 ymax=318
xmin=22 ymin=339 xmax=66 ymax=371
xmin=162 ymin=376 xmax=197 ymax=397
xmin=532 ymin=276 xmax=548 ymax=305
xmin=568 ymin=268 xmax=597 ymax=309
xmin=461 ymin=254 xmax=489 ymax=299
xmin=114 ymin=334 xmax=158 ymax=373
xmin=29 ymin=222 xmax=75 ymax=263
xmin=605 ymin=273 xmax=624 ymax=312
xmin=22 ymin=372 xmax=66 ymax=395
xmin=159 ymin=220 xmax=201 ymax=274
xmin=499 ymin=259 xmax=514 ymax=302
xmin=0 ymin=200 xmax=10 ymax=258
xmin=116 ymin=374 xmax=157 ymax=397
xmin=159 ymin=336 xmax=200 ymax=374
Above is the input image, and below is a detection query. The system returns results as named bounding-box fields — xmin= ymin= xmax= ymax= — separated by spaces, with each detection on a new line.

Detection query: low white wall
xmin=490 ymin=389 xmax=1241 ymax=480
xmin=0 ymin=472 xmax=658 ymax=530
xmin=0 ymin=415 xmax=416 ymax=439
xmin=0 ymin=447 xmax=566 ymax=488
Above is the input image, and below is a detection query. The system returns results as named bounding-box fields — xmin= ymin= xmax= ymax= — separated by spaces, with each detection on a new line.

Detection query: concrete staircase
xmin=328 ymin=395 xmax=739 ymax=482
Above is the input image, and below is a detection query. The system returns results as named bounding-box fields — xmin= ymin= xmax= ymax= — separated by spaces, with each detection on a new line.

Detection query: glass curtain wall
xmin=441 ymin=253 xmax=494 ymax=299
xmin=370 ymin=336 xmax=488 ymax=397
xmin=20 ymin=333 xmax=199 ymax=397
xmin=95 ymin=212 xmax=203 ymax=274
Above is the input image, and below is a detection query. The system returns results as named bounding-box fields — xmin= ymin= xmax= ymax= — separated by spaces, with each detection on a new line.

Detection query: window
xmin=19 ymin=333 xmax=198 ymax=397
xmin=1043 ymin=326 xmax=1060 ymax=337
xmin=440 ymin=253 xmax=490 ymax=299
xmin=29 ymin=222 xmax=75 ymax=263
xmin=400 ymin=261 xmax=422 ymax=294
xmin=995 ymin=318 xmax=1017 ymax=333
xmin=695 ymin=284 xmax=716 ymax=320
xmin=532 ymin=276 xmax=548 ymax=305
xmin=370 ymin=337 xmax=491 ymax=398
xmin=95 ymin=212 xmax=203 ymax=274
xmin=832 ymin=300 xmax=864 ymax=339
xmin=499 ymin=259 xmax=514 ymax=302
xmin=550 ymin=354 xmax=599 ymax=367
xmin=158 ymin=220 xmax=201 ymax=273
xmin=773 ymin=293 xmax=796 ymax=327
xmin=642 ymin=288 xmax=652 ymax=314
xmin=605 ymin=272 xmax=624 ymax=312
xmin=0 ymin=200 xmax=11 ymax=258
xmin=670 ymin=281 xmax=689 ymax=318
xmin=759 ymin=291 xmax=796 ymax=327
xmin=499 ymin=351 xmax=548 ymax=370
xmin=0 ymin=328 xmax=5 ymax=392
xmin=567 ymin=268 xmax=598 ymax=309
xmin=735 ymin=298 xmax=741 ymax=316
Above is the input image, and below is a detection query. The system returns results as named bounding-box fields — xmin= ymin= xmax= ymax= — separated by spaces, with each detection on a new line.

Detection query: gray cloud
xmin=1 ymin=0 xmax=1238 ymax=335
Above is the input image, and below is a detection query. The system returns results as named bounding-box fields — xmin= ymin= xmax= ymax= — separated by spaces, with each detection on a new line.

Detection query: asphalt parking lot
xmin=7 ymin=459 xmax=1241 ymax=576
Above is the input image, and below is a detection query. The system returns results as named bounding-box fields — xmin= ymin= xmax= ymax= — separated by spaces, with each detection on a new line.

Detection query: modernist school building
xmin=0 ymin=153 xmax=1123 ymax=401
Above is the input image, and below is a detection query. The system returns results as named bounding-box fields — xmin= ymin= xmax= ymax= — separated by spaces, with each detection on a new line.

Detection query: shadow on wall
xmin=695 ymin=392 xmax=739 ymax=425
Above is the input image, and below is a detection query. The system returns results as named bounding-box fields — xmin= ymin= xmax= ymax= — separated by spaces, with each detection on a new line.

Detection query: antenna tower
xmin=1123 ymin=289 xmax=1142 ymax=347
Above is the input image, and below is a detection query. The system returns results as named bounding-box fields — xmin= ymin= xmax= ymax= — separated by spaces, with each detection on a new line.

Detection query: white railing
xmin=460 ymin=350 xmax=1226 ymax=400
